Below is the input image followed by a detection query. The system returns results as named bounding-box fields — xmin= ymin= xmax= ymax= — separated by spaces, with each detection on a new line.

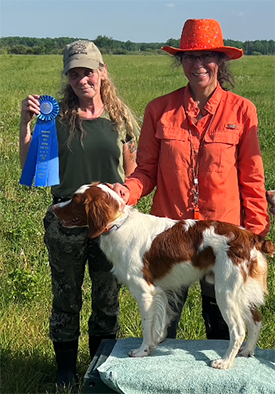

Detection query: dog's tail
xmin=150 ymin=287 xmax=174 ymax=345
xmin=258 ymin=238 xmax=274 ymax=257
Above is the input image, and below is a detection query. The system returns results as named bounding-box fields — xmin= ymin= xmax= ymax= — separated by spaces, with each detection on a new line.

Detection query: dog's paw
xmin=211 ymin=358 xmax=231 ymax=370
xmin=129 ymin=347 xmax=151 ymax=357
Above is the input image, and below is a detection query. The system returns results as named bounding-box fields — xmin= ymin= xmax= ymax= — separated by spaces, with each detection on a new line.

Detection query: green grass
xmin=0 ymin=54 xmax=275 ymax=393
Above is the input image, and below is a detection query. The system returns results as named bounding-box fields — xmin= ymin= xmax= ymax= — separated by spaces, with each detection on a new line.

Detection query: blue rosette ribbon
xmin=20 ymin=95 xmax=60 ymax=187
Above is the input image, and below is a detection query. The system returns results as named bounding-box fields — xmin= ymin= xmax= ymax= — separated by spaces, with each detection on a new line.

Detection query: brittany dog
xmin=266 ymin=190 xmax=275 ymax=216
xmin=53 ymin=182 xmax=274 ymax=370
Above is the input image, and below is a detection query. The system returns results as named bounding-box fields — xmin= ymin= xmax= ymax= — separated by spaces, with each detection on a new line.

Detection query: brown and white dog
xmin=53 ymin=182 xmax=274 ymax=370
xmin=267 ymin=190 xmax=275 ymax=216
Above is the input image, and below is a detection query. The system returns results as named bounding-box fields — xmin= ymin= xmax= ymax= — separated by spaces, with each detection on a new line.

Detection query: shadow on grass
xmin=1 ymin=346 xmax=89 ymax=394
xmin=1 ymin=345 xmax=56 ymax=394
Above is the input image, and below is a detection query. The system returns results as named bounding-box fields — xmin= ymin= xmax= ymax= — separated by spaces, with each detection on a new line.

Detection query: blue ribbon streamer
xmin=19 ymin=95 xmax=60 ymax=187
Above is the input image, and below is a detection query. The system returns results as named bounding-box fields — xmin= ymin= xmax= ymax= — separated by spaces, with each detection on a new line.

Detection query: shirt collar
xmin=183 ymin=82 xmax=223 ymax=117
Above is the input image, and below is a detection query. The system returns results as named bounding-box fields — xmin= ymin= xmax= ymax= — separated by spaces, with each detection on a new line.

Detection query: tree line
xmin=0 ymin=35 xmax=274 ymax=56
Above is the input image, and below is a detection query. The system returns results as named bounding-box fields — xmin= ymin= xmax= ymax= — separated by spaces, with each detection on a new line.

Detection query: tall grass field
xmin=0 ymin=54 xmax=274 ymax=394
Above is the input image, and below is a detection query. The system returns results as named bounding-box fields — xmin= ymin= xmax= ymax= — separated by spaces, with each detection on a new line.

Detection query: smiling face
xmin=182 ymin=51 xmax=220 ymax=100
xmin=67 ymin=66 xmax=106 ymax=102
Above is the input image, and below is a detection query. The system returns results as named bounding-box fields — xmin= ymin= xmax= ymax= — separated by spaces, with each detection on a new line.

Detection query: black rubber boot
xmin=89 ymin=334 xmax=116 ymax=360
xmin=202 ymin=295 xmax=230 ymax=340
xmin=53 ymin=340 xmax=78 ymax=392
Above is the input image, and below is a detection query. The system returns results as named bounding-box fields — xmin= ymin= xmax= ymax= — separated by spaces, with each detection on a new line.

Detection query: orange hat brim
xmin=162 ymin=45 xmax=243 ymax=60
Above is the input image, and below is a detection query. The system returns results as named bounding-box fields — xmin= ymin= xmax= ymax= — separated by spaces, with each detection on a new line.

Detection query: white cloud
xmin=166 ymin=3 xmax=175 ymax=7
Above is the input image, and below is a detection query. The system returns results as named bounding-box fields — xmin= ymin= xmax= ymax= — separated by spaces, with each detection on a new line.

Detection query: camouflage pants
xmin=44 ymin=207 xmax=121 ymax=342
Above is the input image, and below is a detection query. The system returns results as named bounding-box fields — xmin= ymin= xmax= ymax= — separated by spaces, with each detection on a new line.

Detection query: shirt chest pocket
xmin=156 ymin=125 xmax=191 ymax=170
xmin=202 ymin=131 xmax=240 ymax=173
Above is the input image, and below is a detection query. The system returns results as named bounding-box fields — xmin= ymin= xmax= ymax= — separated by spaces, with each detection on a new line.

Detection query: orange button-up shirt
xmin=125 ymin=83 xmax=270 ymax=237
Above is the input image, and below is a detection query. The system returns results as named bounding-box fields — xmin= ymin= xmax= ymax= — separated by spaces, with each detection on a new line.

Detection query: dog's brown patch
xmin=250 ymin=306 xmax=262 ymax=323
xmin=142 ymin=221 xmax=216 ymax=283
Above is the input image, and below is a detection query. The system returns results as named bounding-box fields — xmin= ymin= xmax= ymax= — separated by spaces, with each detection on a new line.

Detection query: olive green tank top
xmin=51 ymin=111 xmax=135 ymax=199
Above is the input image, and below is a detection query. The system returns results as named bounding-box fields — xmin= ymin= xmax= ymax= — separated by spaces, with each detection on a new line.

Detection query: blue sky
xmin=1 ymin=0 xmax=274 ymax=42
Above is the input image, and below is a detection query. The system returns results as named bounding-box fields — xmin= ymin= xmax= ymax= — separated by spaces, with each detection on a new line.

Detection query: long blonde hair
xmin=58 ymin=67 xmax=138 ymax=148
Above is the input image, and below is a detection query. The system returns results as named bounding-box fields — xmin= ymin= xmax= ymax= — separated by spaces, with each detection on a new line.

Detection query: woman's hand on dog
xmin=113 ymin=183 xmax=130 ymax=204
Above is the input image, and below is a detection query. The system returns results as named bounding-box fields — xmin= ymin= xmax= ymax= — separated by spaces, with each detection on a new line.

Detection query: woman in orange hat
xmin=114 ymin=19 xmax=270 ymax=340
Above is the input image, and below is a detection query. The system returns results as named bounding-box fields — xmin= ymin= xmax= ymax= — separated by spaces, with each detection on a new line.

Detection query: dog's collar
xmin=101 ymin=212 xmax=129 ymax=235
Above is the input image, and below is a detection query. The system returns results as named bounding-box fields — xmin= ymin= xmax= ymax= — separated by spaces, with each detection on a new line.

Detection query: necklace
xmin=80 ymin=104 xmax=105 ymax=119
xmin=184 ymin=106 xmax=218 ymax=219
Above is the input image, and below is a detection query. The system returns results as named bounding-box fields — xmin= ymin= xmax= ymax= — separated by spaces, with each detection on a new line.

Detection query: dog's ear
xmin=86 ymin=198 xmax=110 ymax=238
xmin=85 ymin=191 xmax=120 ymax=238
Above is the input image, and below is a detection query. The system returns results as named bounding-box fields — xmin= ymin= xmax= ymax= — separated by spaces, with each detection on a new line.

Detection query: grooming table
xmin=83 ymin=339 xmax=117 ymax=393
xmin=83 ymin=338 xmax=275 ymax=394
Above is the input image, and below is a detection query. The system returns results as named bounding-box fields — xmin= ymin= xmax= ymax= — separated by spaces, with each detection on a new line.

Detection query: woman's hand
xmin=112 ymin=183 xmax=130 ymax=204
xmin=21 ymin=94 xmax=41 ymax=124
xmin=19 ymin=94 xmax=41 ymax=168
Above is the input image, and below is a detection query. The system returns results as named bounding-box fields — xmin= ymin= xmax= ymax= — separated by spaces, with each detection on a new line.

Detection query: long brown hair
xmin=58 ymin=67 xmax=138 ymax=148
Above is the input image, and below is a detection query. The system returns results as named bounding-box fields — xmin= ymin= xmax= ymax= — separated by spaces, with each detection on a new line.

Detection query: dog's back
xmin=98 ymin=204 xmax=273 ymax=369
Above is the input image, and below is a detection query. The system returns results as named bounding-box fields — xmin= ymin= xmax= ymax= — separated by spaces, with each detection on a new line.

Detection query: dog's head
xmin=53 ymin=182 xmax=125 ymax=238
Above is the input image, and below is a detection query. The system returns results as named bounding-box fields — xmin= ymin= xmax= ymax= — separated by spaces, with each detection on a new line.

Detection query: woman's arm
xmin=124 ymin=102 xmax=161 ymax=205
xmin=123 ymin=137 xmax=137 ymax=178
xmin=238 ymin=102 xmax=270 ymax=237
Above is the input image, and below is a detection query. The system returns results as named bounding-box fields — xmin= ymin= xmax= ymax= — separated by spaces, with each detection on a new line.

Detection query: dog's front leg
xmin=129 ymin=289 xmax=156 ymax=357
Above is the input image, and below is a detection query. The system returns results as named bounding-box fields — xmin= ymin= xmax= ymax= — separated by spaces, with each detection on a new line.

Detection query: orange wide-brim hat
xmin=162 ymin=19 xmax=243 ymax=60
